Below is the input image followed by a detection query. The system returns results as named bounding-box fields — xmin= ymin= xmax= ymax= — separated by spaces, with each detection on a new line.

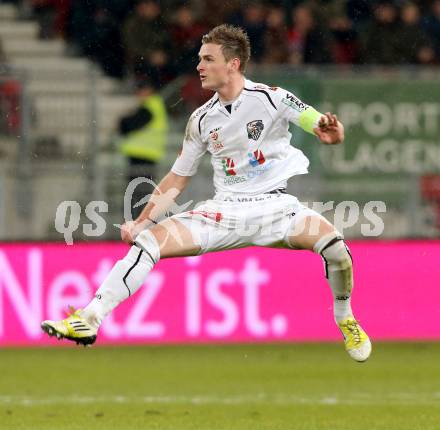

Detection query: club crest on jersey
xmin=222 ymin=158 xmax=236 ymax=176
xmin=246 ymin=120 xmax=264 ymax=141
xmin=248 ymin=150 xmax=266 ymax=167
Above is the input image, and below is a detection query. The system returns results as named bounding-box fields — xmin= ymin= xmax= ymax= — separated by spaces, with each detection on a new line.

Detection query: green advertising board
xmin=252 ymin=71 xmax=440 ymax=208
xmin=319 ymin=77 xmax=440 ymax=205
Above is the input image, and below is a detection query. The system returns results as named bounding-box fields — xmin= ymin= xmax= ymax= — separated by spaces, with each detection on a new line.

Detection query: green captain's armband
xmin=298 ymin=107 xmax=322 ymax=135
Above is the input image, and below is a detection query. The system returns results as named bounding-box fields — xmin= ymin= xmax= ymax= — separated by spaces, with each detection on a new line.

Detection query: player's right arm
xmin=121 ymin=171 xmax=191 ymax=244
xmin=121 ymin=111 xmax=207 ymax=244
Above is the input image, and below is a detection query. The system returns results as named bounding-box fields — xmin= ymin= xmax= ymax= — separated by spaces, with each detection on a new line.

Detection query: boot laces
xmin=343 ymin=320 xmax=361 ymax=344
xmin=66 ymin=306 xmax=81 ymax=318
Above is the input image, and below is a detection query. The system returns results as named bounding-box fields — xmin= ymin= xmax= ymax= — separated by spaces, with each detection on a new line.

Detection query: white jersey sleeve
xmin=171 ymin=112 xmax=207 ymax=177
xmin=274 ymin=88 xmax=322 ymax=134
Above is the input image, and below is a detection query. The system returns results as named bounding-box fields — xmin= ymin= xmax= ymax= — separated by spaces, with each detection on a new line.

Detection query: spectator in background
xmin=68 ymin=1 xmax=97 ymax=55
xmin=119 ymin=78 xmax=169 ymax=218
xmin=360 ymin=1 xmax=402 ymax=64
xmin=228 ymin=1 xmax=267 ymax=63
xmin=68 ymin=0 xmax=130 ymax=78
xmin=169 ymin=5 xmax=208 ymax=74
xmin=423 ymin=0 xmax=440 ymax=60
xmin=399 ymin=2 xmax=437 ymax=64
xmin=122 ymin=0 xmax=174 ymax=87
xmin=262 ymin=5 xmax=289 ymax=64
xmin=90 ymin=2 xmax=128 ymax=78
xmin=201 ymin=0 xmax=240 ymax=27
xmin=323 ymin=0 xmax=360 ymax=64
xmin=23 ymin=0 xmax=440 ymax=84
xmin=0 ymin=37 xmax=21 ymax=136
xmin=31 ymin=0 xmax=71 ymax=39
xmin=287 ymin=4 xmax=332 ymax=65
xmin=346 ymin=0 xmax=372 ymax=30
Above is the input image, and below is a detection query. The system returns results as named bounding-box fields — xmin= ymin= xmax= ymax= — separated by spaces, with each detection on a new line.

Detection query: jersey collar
xmin=216 ymin=78 xmax=253 ymax=116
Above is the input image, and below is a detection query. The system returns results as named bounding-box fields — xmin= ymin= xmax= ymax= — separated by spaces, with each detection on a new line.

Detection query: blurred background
xmin=0 ymin=0 xmax=440 ymax=241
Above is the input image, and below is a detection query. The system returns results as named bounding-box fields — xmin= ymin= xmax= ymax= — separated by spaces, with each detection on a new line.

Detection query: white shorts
xmin=171 ymin=192 xmax=320 ymax=255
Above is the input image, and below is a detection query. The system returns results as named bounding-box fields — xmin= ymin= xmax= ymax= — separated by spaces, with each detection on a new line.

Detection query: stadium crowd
xmin=2 ymin=0 xmax=440 ymax=85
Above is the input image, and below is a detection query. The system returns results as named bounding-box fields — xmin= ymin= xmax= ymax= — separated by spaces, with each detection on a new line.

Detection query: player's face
xmin=197 ymin=43 xmax=237 ymax=91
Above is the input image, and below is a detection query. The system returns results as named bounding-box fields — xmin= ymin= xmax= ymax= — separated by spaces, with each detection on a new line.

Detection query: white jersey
xmin=171 ymin=78 xmax=320 ymax=195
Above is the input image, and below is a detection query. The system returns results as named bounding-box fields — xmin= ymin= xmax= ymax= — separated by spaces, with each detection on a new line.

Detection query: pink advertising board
xmin=0 ymin=241 xmax=439 ymax=346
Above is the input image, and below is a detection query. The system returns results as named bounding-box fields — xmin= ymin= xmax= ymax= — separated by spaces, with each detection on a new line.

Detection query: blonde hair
xmin=202 ymin=24 xmax=251 ymax=73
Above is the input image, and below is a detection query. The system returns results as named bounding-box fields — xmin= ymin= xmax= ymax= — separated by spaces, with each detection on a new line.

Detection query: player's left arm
xmin=275 ymin=89 xmax=344 ymax=145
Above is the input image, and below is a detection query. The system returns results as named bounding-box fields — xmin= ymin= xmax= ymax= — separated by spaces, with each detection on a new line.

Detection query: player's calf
xmin=41 ymin=230 xmax=161 ymax=345
xmin=314 ymin=231 xmax=353 ymax=322
xmin=314 ymin=231 xmax=371 ymax=362
xmin=82 ymin=230 xmax=160 ymax=329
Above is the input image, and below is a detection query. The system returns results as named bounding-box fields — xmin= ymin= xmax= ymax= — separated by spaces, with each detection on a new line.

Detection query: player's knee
xmin=313 ymin=231 xmax=352 ymax=271
xmin=133 ymin=229 xmax=161 ymax=264
xmin=324 ymin=240 xmax=352 ymax=271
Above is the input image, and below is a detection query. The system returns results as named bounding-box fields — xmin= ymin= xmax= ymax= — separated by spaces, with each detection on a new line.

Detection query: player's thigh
xmin=286 ymin=212 xmax=337 ymax=250
xmin=170 ymin=213 xmax=249 ymax=255
xmin=149 ymin=218 xmax=201 ymax=259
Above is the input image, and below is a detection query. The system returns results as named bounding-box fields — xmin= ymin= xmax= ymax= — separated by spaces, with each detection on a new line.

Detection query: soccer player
xmin=42 ymin=25 xmax=371 ymax=362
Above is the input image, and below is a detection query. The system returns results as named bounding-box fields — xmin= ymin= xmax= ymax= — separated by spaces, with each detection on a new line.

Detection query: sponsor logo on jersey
xmin=224 ymin=175 xmax=247 ymax=185
xmin=221 ymin=151 xmax=274 ymax=185
xmin=248 ymin=150 xmax=266 ymax=167
xmin=222 ymin=158 xmax=237 ymax=176
xmin=194 ymin=97 xmax=218 ymax=118
xmin=281 ymin=93 xmax=308 ymax=112
xmin=209 ymin=126 xmax=221 ymax=135
xmin=246 ymin=160 xmax=274 ymax=179
xmin=211 ymin=142 xmax=224 ymax=152
xmin=247 ymin=120 xmax=264 ymax=140
xmin=209 ymin=127 xmax=223 ymax=151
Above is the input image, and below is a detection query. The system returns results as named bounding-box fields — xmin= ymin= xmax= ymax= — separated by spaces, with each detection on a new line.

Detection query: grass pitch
xmin=1 ymin=342 xmax=439 ymax=430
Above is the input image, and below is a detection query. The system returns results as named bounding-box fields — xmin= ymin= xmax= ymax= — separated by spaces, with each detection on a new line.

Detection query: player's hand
xmin=313 ymin=112 xmax=344 ymax=145
xmin=120 ymin=221 xmax=142 ymax=245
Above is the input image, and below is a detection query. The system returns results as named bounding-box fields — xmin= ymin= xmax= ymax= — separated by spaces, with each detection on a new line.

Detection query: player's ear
xmin=229 ymin=57 xmax=241 ymax=72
